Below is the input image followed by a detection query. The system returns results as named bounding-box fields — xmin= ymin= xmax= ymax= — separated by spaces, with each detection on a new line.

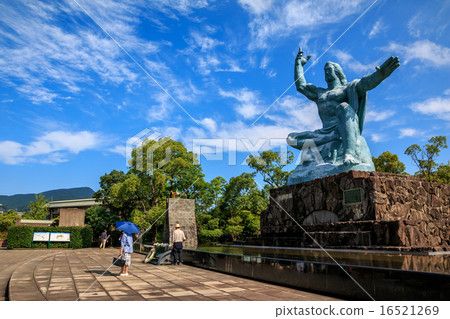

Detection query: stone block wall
xmin=259 ymin=171 xmax=449 ymax=250
xmin=59 ymin=208 xmax=85 ymax=226
xmin=163 ymin=198 xmax=197 ymax=249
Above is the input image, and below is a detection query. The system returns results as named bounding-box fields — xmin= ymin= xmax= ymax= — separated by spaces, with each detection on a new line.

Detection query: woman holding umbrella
xmin=116 ymin=221 xmax=139 ymax=276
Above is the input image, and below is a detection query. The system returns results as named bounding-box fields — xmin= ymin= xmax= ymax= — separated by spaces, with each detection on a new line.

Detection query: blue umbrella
xmin=116 ymin=221 xmax=139 ymax=234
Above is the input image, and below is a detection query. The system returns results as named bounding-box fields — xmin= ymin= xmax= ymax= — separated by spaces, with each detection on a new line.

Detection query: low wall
xmin=183 ymin=249 xmax=450 ymax=301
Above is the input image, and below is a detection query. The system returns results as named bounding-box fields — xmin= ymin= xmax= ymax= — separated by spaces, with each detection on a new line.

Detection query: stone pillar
xmin=163 ymin=198 xmax=197 ymax=249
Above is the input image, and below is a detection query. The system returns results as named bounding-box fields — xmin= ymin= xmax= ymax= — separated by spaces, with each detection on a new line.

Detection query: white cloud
xmin=266 ymin=95 xmax=322 ymax=131
xmin=189 ymin=32 xmax=223 ymax=52
xmin=147 ymin=93 xmax=175 ymax=122
xmin=216 ymin=61 xmax=246 ymax=73
xmin=155 ymin=94 xmax=322 ymax=154
xmin=184 ymin=121 xmax=292 ymax=153
xmin=365 ymin=110 xmax=395 ymax=122
xmin=368 ymin=19 xmax=385 ymax=39
xmin=197 ymin=55 xmax=221 ymax=75
xmin=0 ymin=1 xmax=203 ymax=104
xmin=182 ymin=29 xmax=246 ymax=76
xmin=109 ymin=145 xmax=127 ymax=157
xmin=385 ymin=40 xmax=450 ymax=67
xmin=266 ymin=70 xmax=277 ymax=78
xmin=0 ymin=131 xmax=102 ymax=165
xmin=409 ymin=97 xmax=450 ymax=121
xmin=260 ymin=56 xmax=270 ymax=69
xmin=239 ymin=0 xmax=367 ymax=48
xmin=149 ymin=0 xmax=210 ymax=16
xmin=332 ymin=50 xmax=377 ymax=73
xmin=34 ymin=131 xmax=100 ymax=154
xmin=399 ymin=128 xmax=424 ymax=139
xmin=407 ymin=8 xmax=450 ymax=39
xmin=219 ymin=88 xmax=264 ymax=119
xmin=370 ymin=133 xmax=385 ymax=143
xmin=238 ymin=0 xmax=275 ymax=15
xmin=199 ymin=118 xmax=217 ymax=132
xmin=0 ymin=141 xmax=25 ymax=165
xmin=0 ymin=1 xmax=156 ymax=103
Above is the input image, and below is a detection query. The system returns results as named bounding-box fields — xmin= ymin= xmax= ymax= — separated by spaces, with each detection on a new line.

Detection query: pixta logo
xmin=126 ymin=129 xmax=171 ymax=175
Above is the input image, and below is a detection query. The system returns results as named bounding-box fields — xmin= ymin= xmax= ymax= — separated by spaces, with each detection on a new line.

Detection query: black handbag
xmin=113 ymin=257 xmax=125 ymax=267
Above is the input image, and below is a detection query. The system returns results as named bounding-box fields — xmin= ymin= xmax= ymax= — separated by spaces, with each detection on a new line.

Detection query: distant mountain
xmin=0 ymin=187 xmax=95 ymax=211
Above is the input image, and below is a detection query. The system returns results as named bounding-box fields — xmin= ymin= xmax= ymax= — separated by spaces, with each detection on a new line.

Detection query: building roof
xmin=19 ymin=219 xmax=55 ymax=224
xmin=48 ymin=198 xmax=99 ymax=208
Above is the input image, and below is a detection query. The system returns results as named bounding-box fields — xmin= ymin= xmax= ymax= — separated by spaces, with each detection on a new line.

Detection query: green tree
xmin=246 ymin=150 xmax=294 ymax=188
xmin=434 ymin=163 xmax=450 ymax=184
xmin=195 ymin=177 xmax=227 ymax=243
xmin=108 ymin=174 xmax=143 ymax=220
xmin=195 ymin=176 xmax=226 ymax=217
xmin=94 ymin=137 xmax=207 ymax=242
xmin=219 ymin=173 xmax=267 ymax=241
xmin=198 ymin=214 xmax=223 ymax=243
xmin=372 ymin=151 xmax=406 ymax=174
xmin=22 ymin=194 xmax=48 ymax=220
xmin=85 ymin=205 xmax=118 ymax=236
xmin=128 ymin=137 xmax=205 ymax=204
xmin=405 ymin=136 xmax=448 ymax=182
xmin=225 ymin=216 xmax=244 ymax=242
xmin=0 ymin=209 xmax=20 ymax=232
xmin=93 ymin=169 xmax=128 ymax=212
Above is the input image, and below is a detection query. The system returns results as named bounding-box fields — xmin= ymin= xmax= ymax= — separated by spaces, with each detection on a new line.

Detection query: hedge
xmin=7 ymin=225 xmax=93 ymax=249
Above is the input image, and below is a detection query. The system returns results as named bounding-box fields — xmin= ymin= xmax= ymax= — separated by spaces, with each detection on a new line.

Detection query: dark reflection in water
xmin=196 ymin=245 xmax=450 ymax=274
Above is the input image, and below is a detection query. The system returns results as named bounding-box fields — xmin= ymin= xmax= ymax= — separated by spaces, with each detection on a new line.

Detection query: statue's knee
xmin=286 ymin=134 xmax=296 ymax=146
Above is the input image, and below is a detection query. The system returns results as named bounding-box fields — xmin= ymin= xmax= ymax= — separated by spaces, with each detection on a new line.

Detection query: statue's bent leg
xmin=336 ymin=102 xmax=360 ymax=165
xmin=287 ymin=131 xmax=338 ymax=151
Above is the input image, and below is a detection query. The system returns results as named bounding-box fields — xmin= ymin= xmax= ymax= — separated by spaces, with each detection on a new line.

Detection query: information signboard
xmin=50 ymin=232 xmax=71 ymax=242
xmin=33 ymin=232 xmax=50 ymax=241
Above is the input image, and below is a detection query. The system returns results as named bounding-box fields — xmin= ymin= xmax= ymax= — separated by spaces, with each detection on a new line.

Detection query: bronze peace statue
xmin=287 ymin=47 xmax=400 ymax=184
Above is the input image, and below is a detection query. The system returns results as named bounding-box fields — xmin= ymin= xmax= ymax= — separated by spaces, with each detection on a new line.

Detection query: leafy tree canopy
xmin=22 ymin=194 xmax=48 ymax=220
xmin=372 ymin=151 xmax=406 ymax=174
xmin=85 ymin=205 xmax=118 ymax=236
xmin=0 ymin=209 xmax=21 ymax=232
xmin=405 ymin=136 xmax=448 ymax=183
xmin=246 ymin=150 xmax=294 ymax=188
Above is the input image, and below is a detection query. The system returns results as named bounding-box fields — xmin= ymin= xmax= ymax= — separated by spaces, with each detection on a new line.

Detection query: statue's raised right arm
xmin=294 ymin=47 xmax=318 ymax=101
xmin=356 ymin=56 xmax=400 ymax=95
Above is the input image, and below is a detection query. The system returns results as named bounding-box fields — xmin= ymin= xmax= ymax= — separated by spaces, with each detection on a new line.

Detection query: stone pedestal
xmin=257 ymin=171 xmax=450 ymax=251
xmin=163 ymin=198 xmax=197 ymax=250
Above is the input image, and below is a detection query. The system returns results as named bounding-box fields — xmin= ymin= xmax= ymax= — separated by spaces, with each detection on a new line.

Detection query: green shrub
xmin=7 ymin=225 xmax=93 ymax=249
xmin=199 ymin=229 xmax=223 ymax=243
xmin=81 ymin=227 xmax=93 ymax=248
xmin=7 ymin=226 xmax=34 ymax=249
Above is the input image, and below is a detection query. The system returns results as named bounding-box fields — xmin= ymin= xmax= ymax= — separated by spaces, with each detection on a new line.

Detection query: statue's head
xmin=324 ymin=62 xmax=347 ymax=85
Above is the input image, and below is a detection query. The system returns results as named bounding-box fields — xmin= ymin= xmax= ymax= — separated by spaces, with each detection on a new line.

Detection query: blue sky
xmin=0 ymin=0 xmax=449 ymax=195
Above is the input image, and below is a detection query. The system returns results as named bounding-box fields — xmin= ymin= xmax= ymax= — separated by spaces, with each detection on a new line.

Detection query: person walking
xmin=119 ymin=231 xmax=133 ymax=276
xmin=99 ymin=230 xmax=107 ymax=249
xmin=171 ymin=223 xmax=186 ymax=265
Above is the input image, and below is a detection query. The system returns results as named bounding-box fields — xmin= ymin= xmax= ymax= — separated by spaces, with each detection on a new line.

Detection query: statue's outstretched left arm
xmin=356 ymin=56 xmax=400 ymax=95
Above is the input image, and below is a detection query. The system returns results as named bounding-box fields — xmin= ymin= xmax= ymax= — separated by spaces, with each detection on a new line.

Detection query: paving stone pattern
xmin=1 ymin=248 xmax=341 ymax=301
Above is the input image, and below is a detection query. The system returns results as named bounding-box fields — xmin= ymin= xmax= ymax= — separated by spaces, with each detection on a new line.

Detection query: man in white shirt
xmin=171 ymin=223 xmax=186 ymax=265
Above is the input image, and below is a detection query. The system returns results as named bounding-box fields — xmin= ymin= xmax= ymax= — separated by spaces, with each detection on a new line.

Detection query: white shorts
xmin=122 ymin=253 xmax=131 ymax=266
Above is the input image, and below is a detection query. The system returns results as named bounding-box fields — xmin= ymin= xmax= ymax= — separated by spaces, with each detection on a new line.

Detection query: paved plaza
xmin=0 ymin=248 xmax=342 ymax=301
